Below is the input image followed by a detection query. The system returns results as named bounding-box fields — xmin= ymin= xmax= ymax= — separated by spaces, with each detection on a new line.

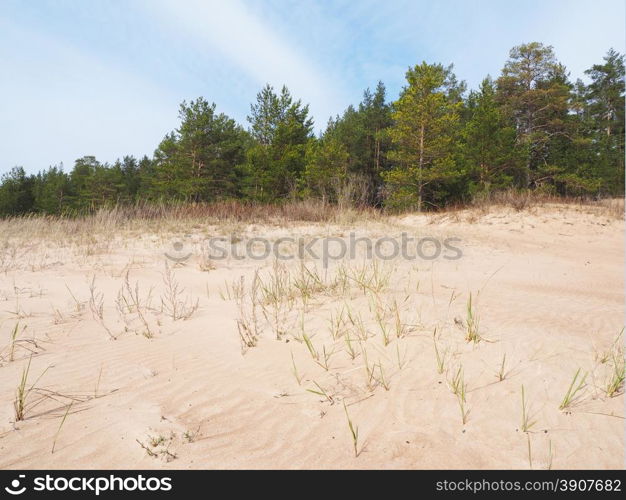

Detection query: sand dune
xmin=0 ymin=203 xmax=623 ymax=469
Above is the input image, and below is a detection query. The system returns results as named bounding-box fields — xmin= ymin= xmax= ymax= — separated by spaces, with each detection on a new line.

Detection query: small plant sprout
xmin=596 ymin=327 xmax=624 ymax=364
xmin=344 ymin=333 xmax=358 ymax=360
xmin=497 ymin=354 xmax=507 ymax=381
xmin=302 ymin=333 xmax=319 ymax=361
xmin=343 ymin=401 xmax=359 ymax=458
xmin=396 ymin=343 xmax=406 ymax=370
xmin=316 ymin=345 xmax=335 ymax=371
xmin=8 ymin=322 xmax=20 ymax=361
xmin=606 ymin=354 xmax=625 ymax=397
xmin=521 ymin=385 xmax=536 ymax=432
xmin=346 ymin=306 xmax=369 ymax=341
xmin=136 ymin=439 xmax=158 ymax=458
xmin=449 ymin=365 xmax=466 ymax=398
xmin=603 ymin=330 xmax=625 ymax=397
xmin=137 ymin=434 xmax=178 ymax=462
xmin=94 ymin=365 xmax=103 ymax=399
xmin=377 ymin=363 xmax=390 ymax=391
xmin=449 ymin=366 xmax=468 ymax=424
xmin=457 ymin=390 xmax=469 ymax=425
xmin=65 ymin=283 xmax=85 ymax=314
xmin=183 ymin=425 xmax=201 ymax=443
xmin=291 ymin=350 xmax=303 ymax=385
xmin=392 ymin=298 xmax=408 ymax=339
xmin=329 ymin=307 xmax=346 ymax=340
xmin=465 ymin=292 xmax=481 ymax=343
xmin=236 ymin=274 xmax=262 ymax=352
xmin=7 ymin=321 xmax=30 ymax=362
xmin=433 ymin=331 xmax=448 ymax=375
xmin=373 ymin=301 xmax=391 ymax=346
xmin=559 ymin=368 xmax=587 ymax=410
xmin=149 ymin=435 xmax=166 ymax=448
xmin=52 ymin=402 xmax=73 ymax=454
xmin=361 ymin=346 xmax=377 ymax=391
xmin=306 ymin=381 xmax=334 ymax=404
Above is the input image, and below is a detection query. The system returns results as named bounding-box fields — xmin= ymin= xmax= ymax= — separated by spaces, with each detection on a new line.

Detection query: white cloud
xmin=144 ymin=0 xmax=345 ymax=125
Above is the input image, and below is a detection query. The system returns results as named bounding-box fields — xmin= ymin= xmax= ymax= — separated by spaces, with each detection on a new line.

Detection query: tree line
xmin=1 ymin=42 xmax=623 ymax=216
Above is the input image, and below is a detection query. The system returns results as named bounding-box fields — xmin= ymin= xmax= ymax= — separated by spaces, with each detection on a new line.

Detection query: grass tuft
xmin=558 ymin=368 xmax=587 ymax=410
xmin=521 ymin=385 xmax=536 ymax=432
xmin=497 ymin=353 xmax=508 ymax=382
xmin=465 ymin=292 xmax=481 ymax=343
xmin=14 ymin=356 xmax=50 ymax=422
xmin=343 ymin=401 xmax=360 ymax=457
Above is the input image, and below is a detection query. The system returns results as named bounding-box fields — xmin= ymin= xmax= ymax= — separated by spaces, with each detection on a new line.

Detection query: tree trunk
xmin=418 ymin=123 xmax=425 ymax=212
xmin=375 ymin=129 xmax=381 ymax=172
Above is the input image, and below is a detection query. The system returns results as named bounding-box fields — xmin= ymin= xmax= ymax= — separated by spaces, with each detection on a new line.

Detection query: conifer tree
xmin=384 ymin=62 xmax=465 ymax=210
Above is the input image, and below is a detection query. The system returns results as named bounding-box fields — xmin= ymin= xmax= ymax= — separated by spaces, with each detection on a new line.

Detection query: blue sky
xmin=1 ymin=0 xmax=624 ymax=175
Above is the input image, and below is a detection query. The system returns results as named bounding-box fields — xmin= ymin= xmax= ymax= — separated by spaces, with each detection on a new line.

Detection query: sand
xmin=0 ymin=203 xmax=623 ymax=469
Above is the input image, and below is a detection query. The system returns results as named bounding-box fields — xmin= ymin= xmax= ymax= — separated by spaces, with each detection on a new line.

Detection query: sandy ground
xmin=0 ymin=203 xmax=623 ymax=469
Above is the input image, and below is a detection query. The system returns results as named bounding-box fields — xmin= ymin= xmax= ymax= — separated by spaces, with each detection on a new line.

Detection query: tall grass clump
xmin=465 ymin=293 xmax=481 ymax=343
xmin=14 ymin=356 xmax=50 ymax=421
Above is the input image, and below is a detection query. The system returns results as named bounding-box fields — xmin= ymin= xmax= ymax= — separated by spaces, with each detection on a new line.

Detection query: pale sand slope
xmin=0 ymin=204 xmax=623 ymax=469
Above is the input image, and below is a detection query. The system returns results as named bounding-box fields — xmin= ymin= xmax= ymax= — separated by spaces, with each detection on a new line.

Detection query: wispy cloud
xmin=144 ymin=0 xmax=346 ymax=125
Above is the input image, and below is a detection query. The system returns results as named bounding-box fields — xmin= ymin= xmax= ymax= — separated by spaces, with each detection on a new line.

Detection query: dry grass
xmin=0 ymin=196 xmax=621 ymax=260
xmin=235 ymin=275 xmax=261 ymax=352
xmin=469 ymin=190 xmax=624 ymax=218
xmin=88 ymin=276 xmax=117 ymax=340
xmin=0 ymin=200 xmax=379 ymax=241
xmin=116 ymin=271 xmax=156 ymax=338
xmin=160 ymin=263 xmax=199 ymax=321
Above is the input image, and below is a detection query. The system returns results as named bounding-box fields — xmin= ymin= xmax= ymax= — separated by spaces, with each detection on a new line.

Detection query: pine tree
xmin=461 ymin=77 xmax=518 ymax=194
xmin=496 ymin=43 xmax=571 ymax=188
xmin=33 ymin=165 xmax=71 ymax=214
xmin=245 ymin=85 xmax=314 ymax=200
xmin=384 ymin=62 xmax=465 ymax=210
xmin=152 ymin=98 xmax=248 ymax=201
xmin=0 ymin=167 xmax=35 ymax=215
xmin=302 ymin=136 xmax=348 ymax=202
xmin=69 ymin=156 xmax=100 ymax=210
xmin=322 ymin=83 xmax=392 ymax=203
xmin=584 ymin=49 xmax=625 ymax=194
